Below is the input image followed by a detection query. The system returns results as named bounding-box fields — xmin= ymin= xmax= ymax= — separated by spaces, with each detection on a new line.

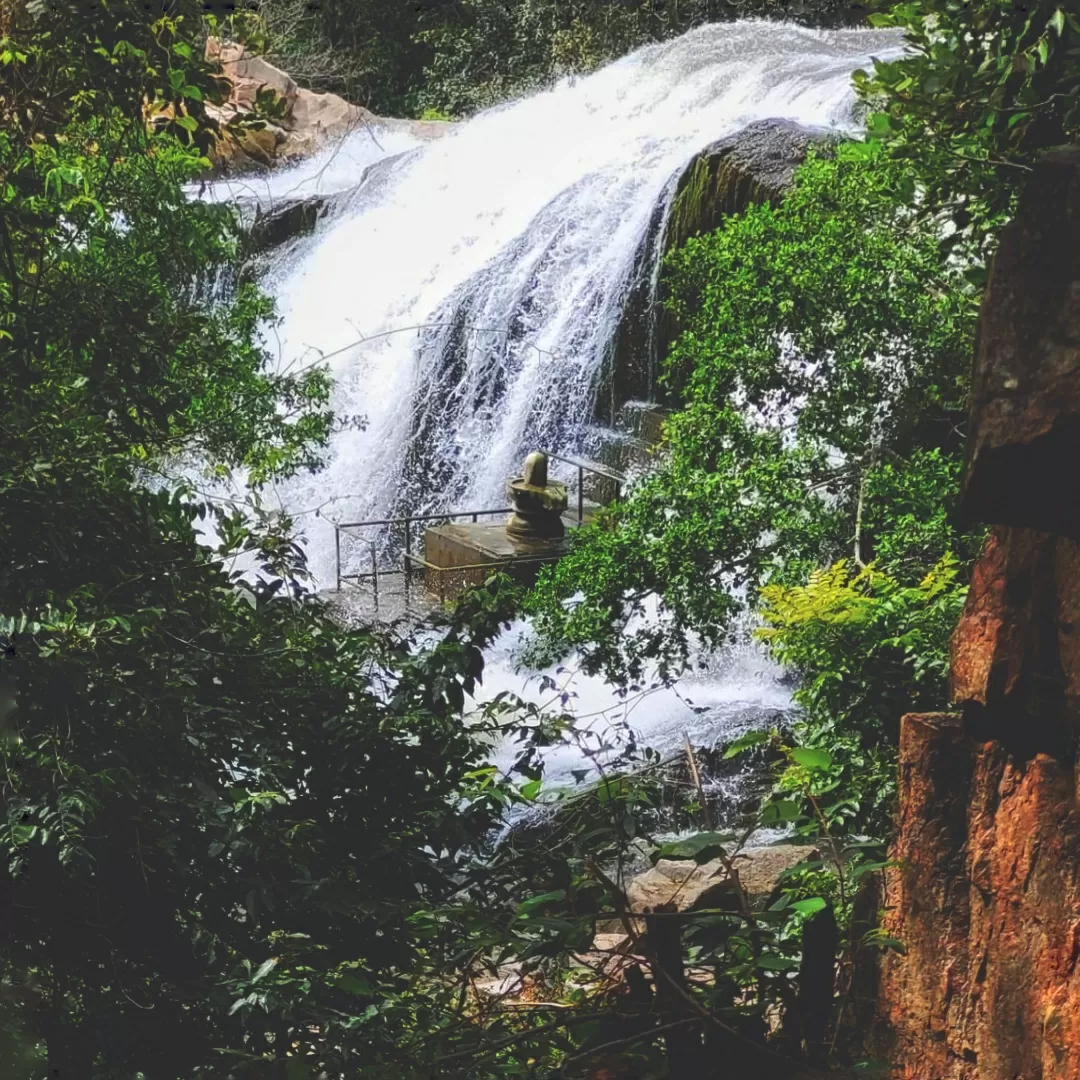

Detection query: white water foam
xmin=197 ymin=123 xmax=425 ymax=208
xmin=255 ymin=19 xmax=902 ymax=581
xmin=230 ymin=20 xmax=902 ymax=784
xmin=484 ymin=614 xmax=791 ymax=789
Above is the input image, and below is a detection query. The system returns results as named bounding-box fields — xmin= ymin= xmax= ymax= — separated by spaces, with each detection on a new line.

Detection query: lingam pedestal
xmin=423 ymin=451 xmax=576 ymax=601
xmin=506 ymin=450 xmax=568 ymax=541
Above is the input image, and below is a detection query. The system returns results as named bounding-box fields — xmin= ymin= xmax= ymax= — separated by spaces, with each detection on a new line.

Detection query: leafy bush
xmin=856 ymin=0 xmax=1080 ymax=247
xmin=758 ymin=556 xmax=968 ymax=834
xmin=0 ymin=7 xmax=536 ymax=1076
xmin=528 ymin=145 xmax=977 ymax=683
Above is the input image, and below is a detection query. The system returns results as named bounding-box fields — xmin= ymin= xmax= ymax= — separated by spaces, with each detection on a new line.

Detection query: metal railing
xmin=545 ymin=451 xmax=625 ymax=525
xmin=333 ymin=507 xmax=510 ymax=593
xmin=331 ymin=453 xmax=627 ymax=601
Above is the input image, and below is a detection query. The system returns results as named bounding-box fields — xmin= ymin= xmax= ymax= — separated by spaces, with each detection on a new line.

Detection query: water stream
xmin=217 ymin=19 xmax=903 ymax=789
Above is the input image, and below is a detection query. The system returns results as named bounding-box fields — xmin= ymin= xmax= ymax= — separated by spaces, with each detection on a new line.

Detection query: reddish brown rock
xmin=949 ymin=526 xmax=1080 ymax=755
xmin=878 ymin=147 xmax=1080 ymax=1079
xmin=879 ymin=714 xmax=1080 ymax=1079
xmin=962 ymin=147 xmax=1080 ymax=538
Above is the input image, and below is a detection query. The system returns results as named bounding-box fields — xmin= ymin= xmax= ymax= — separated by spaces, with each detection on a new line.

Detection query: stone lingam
xmin=506 ymin=451 xmax=568 ymax=542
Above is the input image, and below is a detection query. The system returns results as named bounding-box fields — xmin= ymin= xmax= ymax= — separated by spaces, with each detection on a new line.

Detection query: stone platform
xmin=423 ymin=505 xmax=599 ymax=601
xmin=424 ymin=522 xmax=567 ymax=600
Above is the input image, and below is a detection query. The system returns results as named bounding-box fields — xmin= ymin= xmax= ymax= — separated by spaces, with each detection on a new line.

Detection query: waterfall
xmin=250 ymin=19 xmax=902 ymax=582
xmin=208 ymin=20 xmax=904 ymax=790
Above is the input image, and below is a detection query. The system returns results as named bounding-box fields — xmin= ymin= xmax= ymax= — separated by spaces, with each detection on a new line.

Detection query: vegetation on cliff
xmin=858 ymin=0 xmax=1080 ymax=246
xmin=529 ymin=148 xmax=978 ymax=841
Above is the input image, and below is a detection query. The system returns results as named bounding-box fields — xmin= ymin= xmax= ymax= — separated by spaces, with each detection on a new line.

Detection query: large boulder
xmin=626 ymin=844 xmax=821 ymax=914
xmin=607 ymin=119 xmax=831 ymax=417
xmin=664 ymin=118 xmax=835 ymax=254
xmin=203 ymin=39 xmax=451 ymax=173
xmin=207 ymin=40 xmax=299 ymax=106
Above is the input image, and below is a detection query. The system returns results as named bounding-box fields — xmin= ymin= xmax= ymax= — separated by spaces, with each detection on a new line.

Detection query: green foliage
xmin=0 ymin=6 xmax=553 ymax=1076
xmin=0 ymin=501 xmax=528 ymax=1076
xmin=528 ymin=146 xmax=977 ymax=682
xmin=0 ymin=4 xmax=332 ymax=489
xmin=857 ymin=0 xmax=1080 ymax=243
xmin=758 ymin=557 xmax=968 ymax=833
xmin=0 ymin=4 xmax=1030 ymax=1073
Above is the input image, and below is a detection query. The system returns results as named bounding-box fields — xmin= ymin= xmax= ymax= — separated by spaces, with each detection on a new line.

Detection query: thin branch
xmin=432 ymin=1012 xmax=610 ymax=1065
xmin=852 ymin=469 xmax=868 ymax=570
xmin=682 ymin=732 xmax=713 ymax=830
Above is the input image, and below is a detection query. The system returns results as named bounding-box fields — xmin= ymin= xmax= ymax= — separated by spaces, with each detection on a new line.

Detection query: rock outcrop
xmin=876 ymin=148 xmax=1080 ymax=1079
xmin=626 ymin=845 xmax=821 ymax=916
xmin=961 ymin=148 xmax=1080 ymax=539
xmin=664 ymin=118 xmax=835 ymax=255
xmin=203 ymin=39 xmax=450 ymax=172
xmin=606 ymin=119 xmax=831 ymax=420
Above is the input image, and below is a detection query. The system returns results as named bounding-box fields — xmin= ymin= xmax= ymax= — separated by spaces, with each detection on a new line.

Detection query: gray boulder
xmin=626 ymin=843 xmax=821 ymax=914
xmin=665 ymin=117 xmax=836 ymax=255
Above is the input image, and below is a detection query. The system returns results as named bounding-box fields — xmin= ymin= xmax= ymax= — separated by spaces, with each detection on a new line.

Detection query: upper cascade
xmin=234 ymin=19 xmax=903 ymax=585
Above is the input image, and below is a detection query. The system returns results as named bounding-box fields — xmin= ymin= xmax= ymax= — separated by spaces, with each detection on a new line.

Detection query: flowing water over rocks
xmin=249 ymin=19 xmax=902 ymax=577
xmin=223 ymin=18 xmax=904 ymax=791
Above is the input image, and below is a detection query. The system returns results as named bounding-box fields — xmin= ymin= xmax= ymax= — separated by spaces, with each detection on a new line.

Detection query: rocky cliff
xmin=664 ymin=118 xmax=834 ymax=255
xmin=202 ymin=38 xmax=449 ymax=172
xmin=877 ymin=148 xmax=1080 ymax=1079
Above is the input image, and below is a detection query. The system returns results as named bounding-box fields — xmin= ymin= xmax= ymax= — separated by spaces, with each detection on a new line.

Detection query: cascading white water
xmin=218 ymin=20 xmax=904 ymax=791
xmin=255 ymin=19 xmax=903 ymax=581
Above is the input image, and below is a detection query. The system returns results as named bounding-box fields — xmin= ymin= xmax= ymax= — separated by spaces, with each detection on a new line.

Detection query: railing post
xmin=371 ymin=542 xmax=379 ymax=610
xmin=335 ymin=526 xmax=341 ymax=593
xmin=578 ymin=464 xmax=584 ymax=525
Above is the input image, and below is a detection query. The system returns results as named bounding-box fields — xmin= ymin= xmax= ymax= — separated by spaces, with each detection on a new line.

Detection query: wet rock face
xmin=664 ymin=118 xmax=833 ymax=254
xmin=878 ymin=148 xmax=1080 ymax=1080
xmin=962 ymin=147 xmax=1080 ymax=538
xmin=611 ymin=119 xmax=830 ymax=414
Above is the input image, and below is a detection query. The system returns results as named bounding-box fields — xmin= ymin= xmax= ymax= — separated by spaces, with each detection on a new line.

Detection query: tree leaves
xmin=528 ymin=150 xmax=975 ymax=686
xmin=0 ymin=7 xmax=529 ymax=1076
xmin=858 ymin=0 xmax=1080 ymax=240
xmin=657 ymin=831 xmax=737 ymax=861
xmin=790 ymin=896 xmax=827 ymax=917
xmin=789 ymin=747 xmax=833 ymax=771
xmin=722 ymin=729 xmax=772 ymax=759
xmin=252 ymin=957 xmax=280 ymax=983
